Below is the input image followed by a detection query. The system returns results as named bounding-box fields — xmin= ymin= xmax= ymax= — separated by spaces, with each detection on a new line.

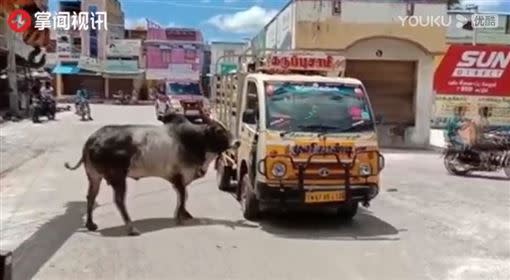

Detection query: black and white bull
xmin=65 ymin=114 xmax=239 ymax=236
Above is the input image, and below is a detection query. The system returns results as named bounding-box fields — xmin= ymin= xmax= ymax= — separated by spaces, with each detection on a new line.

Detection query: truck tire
xmin=337 ymin=201 xmax=358 ymax=221
xmin=240 ymin=173 xmax=260 ymax=221
xmin=216 ymin=160 xmax=232 ymax=191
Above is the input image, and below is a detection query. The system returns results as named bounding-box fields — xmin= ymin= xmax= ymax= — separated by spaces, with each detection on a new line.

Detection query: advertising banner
xmin=104 ymin=60 xmax=139 ymax=73
xmin=107 ymin=39 xmax=141 ymax=57
xmin=431 ymin=95 xmax=510 ymax=128
xmin=78 ymin=56 xmax=102 ymax=72
xmin=434 ymin=44 xmax=510 ymax=96
xmin=432 ymin=44 xmax=510 ymax=128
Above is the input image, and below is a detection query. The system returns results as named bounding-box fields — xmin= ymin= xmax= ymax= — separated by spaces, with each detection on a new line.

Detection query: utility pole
xmin=6 ymin=25 xmax=20 ymax=117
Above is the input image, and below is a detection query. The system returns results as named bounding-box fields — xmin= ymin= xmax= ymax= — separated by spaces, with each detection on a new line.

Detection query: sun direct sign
xmin=7 ymin=9 xmax=108 ymax=33
xmin=434 ymin=45 xmax=510 ymax=96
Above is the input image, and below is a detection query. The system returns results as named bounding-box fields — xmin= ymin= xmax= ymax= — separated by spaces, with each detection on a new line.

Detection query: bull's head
xmin=204 ymin=118 xmax=240 ymax=154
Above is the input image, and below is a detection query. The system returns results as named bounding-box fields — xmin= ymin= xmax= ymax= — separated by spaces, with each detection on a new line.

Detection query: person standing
xmin=445 ymin=105 xmax=469 ymax=148
xmin=76 ymin=88 xmax=93 ymax=120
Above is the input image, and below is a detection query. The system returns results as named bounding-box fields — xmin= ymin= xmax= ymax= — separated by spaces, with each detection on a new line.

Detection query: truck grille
xmin=180 ymin=101 xmax=201 ymax=110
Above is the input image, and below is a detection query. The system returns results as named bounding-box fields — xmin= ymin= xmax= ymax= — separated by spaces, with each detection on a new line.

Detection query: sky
xmin=48 ymin=0 xmax=510 ymax=43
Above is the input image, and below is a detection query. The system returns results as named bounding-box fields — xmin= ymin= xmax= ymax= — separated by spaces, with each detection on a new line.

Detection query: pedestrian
xmin=76 ymin=88 xmax=93 ymax=120
xmin=40 ymin=81 xmax=54 ymax=100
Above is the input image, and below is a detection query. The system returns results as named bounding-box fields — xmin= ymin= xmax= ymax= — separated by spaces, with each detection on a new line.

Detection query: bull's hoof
xmin=86 ymin=221 xmax=98 ymax=231
xmin=175 ymin=210 xmax=193 ymax=225
xmin=127 ymin=226 xmax=141 ymax=236
xmin=182 ymin=209 xmax=193 ymax=219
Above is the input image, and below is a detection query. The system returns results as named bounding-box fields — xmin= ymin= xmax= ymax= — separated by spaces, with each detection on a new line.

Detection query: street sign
xmin=220 ymin=63 xmax=237 ymax=74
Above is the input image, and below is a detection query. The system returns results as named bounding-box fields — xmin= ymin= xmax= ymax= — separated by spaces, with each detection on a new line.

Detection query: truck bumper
xmin=255 ymin=183 xmax=379 ymax=209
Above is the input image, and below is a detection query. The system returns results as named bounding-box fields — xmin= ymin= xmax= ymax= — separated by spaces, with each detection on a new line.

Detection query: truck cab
xmin=214 ymin=51 xmax=385 ymax=220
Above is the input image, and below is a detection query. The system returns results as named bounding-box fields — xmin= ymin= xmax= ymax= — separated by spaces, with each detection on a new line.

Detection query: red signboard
xmin=434 ymin=44 xmax=510 ymax=96
xmin=264 ymin=52 xmax=345 ymax=73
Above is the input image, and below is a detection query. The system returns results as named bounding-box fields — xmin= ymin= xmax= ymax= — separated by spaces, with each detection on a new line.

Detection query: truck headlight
xmin=359 ymin=164 xmax=372 ymax=176
xmin=169 ymin=99 xmax=183 ymax=112
xmin=271 ymin=162 xmax=287 ymax=178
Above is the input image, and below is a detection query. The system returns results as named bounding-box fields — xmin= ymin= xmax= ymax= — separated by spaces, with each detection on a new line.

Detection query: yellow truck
xmin=213 ymin=51 xmax=385 ymax=220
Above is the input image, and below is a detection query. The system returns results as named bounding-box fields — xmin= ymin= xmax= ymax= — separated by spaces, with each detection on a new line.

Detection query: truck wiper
xmin=339 ymin=120 xmax=375 ymax=132
xmin=297 ymin=124 xmax=343 ymax=131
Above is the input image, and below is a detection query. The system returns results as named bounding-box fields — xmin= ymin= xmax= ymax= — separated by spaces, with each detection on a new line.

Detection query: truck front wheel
xmin=240 ymin=173 xmax=260 ymax=221
xmin=336 ymin=201 xmax=358 ymax=221
xmin=216 ymin=159 xmax=233 ymax=191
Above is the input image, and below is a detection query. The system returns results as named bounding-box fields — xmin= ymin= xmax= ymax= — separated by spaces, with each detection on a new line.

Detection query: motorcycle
xmin=443 ymin=128 xmax=510 ymax=179
xmin=31 ymin=96 xmax=56 ymax=123
xmin=113 ymin=92 xmax=132 ymax=105
xmin=75 ymin=100 xmax=92 ymax=121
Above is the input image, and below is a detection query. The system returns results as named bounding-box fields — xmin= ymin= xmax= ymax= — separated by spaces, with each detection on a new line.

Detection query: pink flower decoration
xmin=349 ymin=106 xmax=362 ymax=118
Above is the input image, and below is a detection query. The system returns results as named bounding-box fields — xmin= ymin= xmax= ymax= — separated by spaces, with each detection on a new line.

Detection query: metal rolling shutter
xmin=346 ymin=60 xmax=417 ymax=125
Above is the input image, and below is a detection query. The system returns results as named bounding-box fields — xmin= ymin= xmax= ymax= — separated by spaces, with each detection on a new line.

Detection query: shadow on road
xmin=12 ymin=201 xmax=86 ymax=280
xmin=462 ymin=173 xmax=510 ymax=181
xmin=98 ymin=217 xmax=258 ymax=237
xmin=258 ymin=208 xmax=402 ymax=241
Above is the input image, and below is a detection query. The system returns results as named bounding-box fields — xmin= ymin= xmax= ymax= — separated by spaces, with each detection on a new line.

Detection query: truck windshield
xmin=264 ymin=81 xmax=374 ymax=133
xmin=167 ymin=82 xmax=201 ymax=96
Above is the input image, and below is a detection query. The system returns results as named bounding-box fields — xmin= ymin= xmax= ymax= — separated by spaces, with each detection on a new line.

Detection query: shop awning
xmin=52 ymin=65 xmax=80 ymax=74
xmin=434 ymin=44 xmax=510 ymax=96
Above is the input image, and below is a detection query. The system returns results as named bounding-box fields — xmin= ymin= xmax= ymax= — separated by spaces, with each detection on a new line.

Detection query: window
xmin=332 ymin=0 xmax=341 ymax=16
xmin=506 ymin=15 xmax=510 ymax=34
xmin=184 ymin=49 xmax=195 ymax=60
xmin=246 ymin=81 xmax=258 ymax=111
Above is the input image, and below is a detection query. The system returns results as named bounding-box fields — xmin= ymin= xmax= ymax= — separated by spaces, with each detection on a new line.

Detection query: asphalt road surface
xmin=1 ymin=105 xmax=509 ymax=280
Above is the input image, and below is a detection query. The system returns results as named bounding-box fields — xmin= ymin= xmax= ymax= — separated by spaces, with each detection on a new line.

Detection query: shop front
xmin=103 ymin=59 xmax=144 ymax=99
xmin=433 ymin=44 xmax=510 ymax=129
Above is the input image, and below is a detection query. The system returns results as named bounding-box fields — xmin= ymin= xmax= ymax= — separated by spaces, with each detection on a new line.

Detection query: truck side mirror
xmin=242 ymin=109 xmax=256 ymax=124
xmin=375 ymin=115 xmax=383 ymax=125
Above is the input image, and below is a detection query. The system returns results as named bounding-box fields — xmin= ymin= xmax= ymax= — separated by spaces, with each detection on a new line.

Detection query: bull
xmin=65 ymin=114 xmax=239 ymax=236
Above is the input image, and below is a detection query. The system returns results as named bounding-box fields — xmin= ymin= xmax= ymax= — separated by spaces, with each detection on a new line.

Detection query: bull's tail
xmin=64 ymin=156 xmax=84 ymax=170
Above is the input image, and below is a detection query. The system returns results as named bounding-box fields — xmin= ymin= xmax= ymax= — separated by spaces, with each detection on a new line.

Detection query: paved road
xmin=1 ymin=105 xmax=509 ymax=280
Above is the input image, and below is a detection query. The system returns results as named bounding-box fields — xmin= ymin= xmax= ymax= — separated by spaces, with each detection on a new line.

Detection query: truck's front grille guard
xmin=257 ymin=151 xmax=385 ymax=202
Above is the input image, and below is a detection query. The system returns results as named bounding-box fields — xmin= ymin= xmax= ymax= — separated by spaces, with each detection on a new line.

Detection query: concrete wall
xmin=293 ymin=0 xmax=447 ymax=55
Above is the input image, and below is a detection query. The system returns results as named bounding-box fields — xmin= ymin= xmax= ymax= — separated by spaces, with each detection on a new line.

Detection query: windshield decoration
xmin=287 ymin=143 xmax=353 ymax=157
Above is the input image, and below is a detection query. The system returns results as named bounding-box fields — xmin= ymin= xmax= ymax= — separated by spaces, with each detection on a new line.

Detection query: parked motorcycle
xmin=443 ymin=128 xmax=510 ymax=179
xmin=113 ymin=91 xmax=132 ymax=105
xmin=31 ymin=96 xmax=56 ymax=123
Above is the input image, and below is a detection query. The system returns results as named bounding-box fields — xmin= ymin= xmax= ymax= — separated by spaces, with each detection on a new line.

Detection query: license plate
xmin=305 ymin=191 xmax=345 ymax=203
xmin=186 ymin=110 xmax=200 ymax=115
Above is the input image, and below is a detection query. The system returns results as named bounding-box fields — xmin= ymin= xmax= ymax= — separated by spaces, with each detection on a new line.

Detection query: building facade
xmin=145 ymin=23 xmax=205 ymax=89
xmin=51 ymin=0 xmax=145 ymax=99
xmin=251 ymin=0 xmax=448 ymax=148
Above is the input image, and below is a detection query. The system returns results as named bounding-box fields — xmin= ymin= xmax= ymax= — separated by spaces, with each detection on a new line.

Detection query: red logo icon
xmin=7 ymin=9 xmax=32 ymax=33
